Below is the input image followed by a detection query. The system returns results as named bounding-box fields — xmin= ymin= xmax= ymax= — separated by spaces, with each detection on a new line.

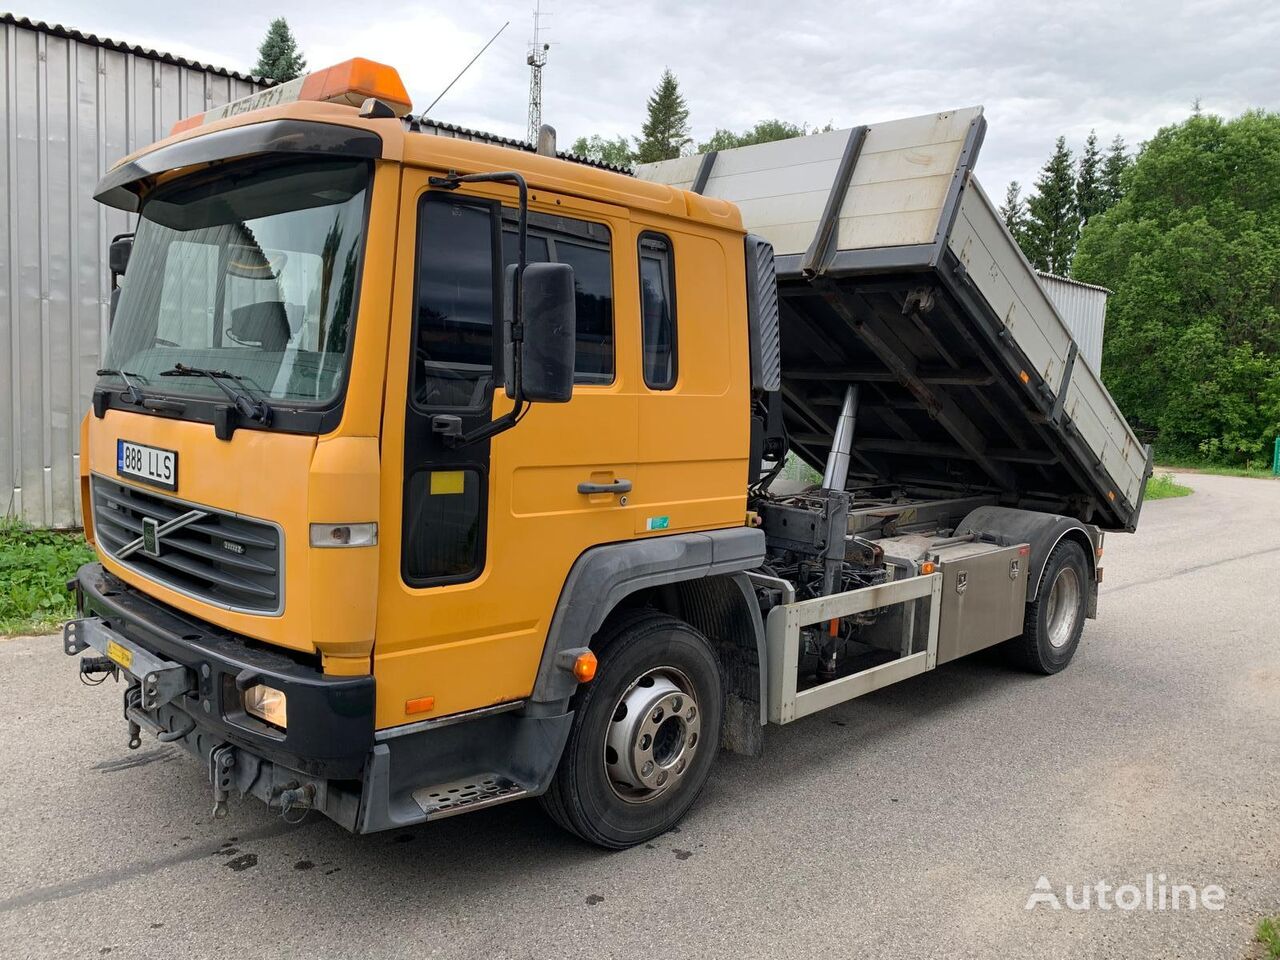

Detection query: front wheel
xmin=1007 ymin=540 xmax=1090 ymax=674
xmin=540 ymin=609 xmax=723 ymax=849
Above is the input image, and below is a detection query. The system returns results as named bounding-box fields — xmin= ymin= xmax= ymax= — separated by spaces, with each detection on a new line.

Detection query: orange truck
xmin=64 ymin=59 xmax=1149 ymax=847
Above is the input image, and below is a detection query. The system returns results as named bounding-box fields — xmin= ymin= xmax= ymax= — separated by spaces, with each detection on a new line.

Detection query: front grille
xmin=92 ymin=475 xmax=283 ymax=614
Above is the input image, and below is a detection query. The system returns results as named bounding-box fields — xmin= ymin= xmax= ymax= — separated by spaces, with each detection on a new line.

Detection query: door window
xmin=412 ymin=196 xmax=500 ymax=409
xmin=639 ymin=232 xmax=677 ymax=389
xmin=502 ymin=213 xmax=614 ymax=384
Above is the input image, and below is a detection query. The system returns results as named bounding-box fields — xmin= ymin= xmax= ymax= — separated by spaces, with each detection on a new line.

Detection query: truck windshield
xmin=100 ymin=157 xmax=370 ymax=411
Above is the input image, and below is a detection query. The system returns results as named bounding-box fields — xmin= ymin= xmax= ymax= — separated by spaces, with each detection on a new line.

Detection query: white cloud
xmin=30 ymin=0 xmax=1280 ymax=188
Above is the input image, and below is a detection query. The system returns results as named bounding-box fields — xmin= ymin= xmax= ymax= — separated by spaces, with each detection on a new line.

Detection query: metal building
xmin=1036 ymin=271 xmax=1108 ymax=374
xmin=1 ymin=14 xmax=265 ymax=527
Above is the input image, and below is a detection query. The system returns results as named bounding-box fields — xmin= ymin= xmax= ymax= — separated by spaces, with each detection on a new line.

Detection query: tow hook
xmin=277 ymin=782 xmax=317 ymax=824
xmin=210 ymin=744 xmax=237 ymax=818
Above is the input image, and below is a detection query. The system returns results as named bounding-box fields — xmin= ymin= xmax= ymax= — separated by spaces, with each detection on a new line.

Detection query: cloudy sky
xmin=29 ymin=0 xmax=1280 ymax=190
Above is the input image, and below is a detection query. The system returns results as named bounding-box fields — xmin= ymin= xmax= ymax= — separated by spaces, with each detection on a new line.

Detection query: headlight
xmin=243 ymin=684 xmax=288 ymax=729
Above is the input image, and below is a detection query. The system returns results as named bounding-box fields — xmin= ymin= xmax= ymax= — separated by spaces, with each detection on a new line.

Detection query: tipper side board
xmin=637 ymin=108 xmax=1149 ymax=530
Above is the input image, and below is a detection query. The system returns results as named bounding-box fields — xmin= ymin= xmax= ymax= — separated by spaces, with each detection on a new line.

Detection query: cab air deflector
xmin=93 ymin=120 xmax=383 ymax=212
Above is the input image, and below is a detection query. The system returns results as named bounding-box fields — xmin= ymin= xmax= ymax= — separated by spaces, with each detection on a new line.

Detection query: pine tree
xmin=1023 ymin=137 xmax=1078 ymax=274
xmin=1101 ymin=135 xmax=1131 ymax=208
xmin=1076 ymin=130 xmax=1104 ymax=227
xmin=254 ymin=18 xmax=306 ymax=82
xmin=999 ymin=180 xmax=1027 ymax=240
xmin=634 ymin=70 xmax=691 ymax=164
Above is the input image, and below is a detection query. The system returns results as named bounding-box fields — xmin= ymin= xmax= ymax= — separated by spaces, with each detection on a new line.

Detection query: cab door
xmin=375 ymin=171 xmax=639 ymax=729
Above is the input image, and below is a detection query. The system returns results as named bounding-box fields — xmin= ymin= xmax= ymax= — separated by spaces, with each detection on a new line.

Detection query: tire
xmin=540 ymin=609 xmax=723 ymax=849
xmin=1007 ymin=540 xmax=1090 ymax=674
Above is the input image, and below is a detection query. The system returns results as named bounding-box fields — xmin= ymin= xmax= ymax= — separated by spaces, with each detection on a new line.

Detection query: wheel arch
xmin=530 ymin=529 xmax=767 ymax=757
xmin=955 ymin=506 xmax=1099 ymax=602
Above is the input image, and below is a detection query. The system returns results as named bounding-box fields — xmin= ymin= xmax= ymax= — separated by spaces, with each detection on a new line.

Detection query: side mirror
xmin=108 ymin=234 xmax=133 ymax=327
xmin=516 ymin=262 xmax=576 ymax=404
xmin=109 ymin=234 xmax=133 ymax=284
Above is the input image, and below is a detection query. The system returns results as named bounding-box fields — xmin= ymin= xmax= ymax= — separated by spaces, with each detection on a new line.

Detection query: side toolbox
xmin=932 ymin=541 xmax=1028 ymax=664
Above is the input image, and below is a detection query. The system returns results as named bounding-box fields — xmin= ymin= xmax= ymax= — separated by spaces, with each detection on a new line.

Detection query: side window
xmin=411 ymin=195 xmax=499 ymax=409
xmin=639 ymin=233 xmax=677 ymax=389
xmin=502 ymin=214 xmax=614 ymax=384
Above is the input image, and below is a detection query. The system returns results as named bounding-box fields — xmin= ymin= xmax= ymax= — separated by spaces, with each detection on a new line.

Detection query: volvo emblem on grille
xmin=141 ymin=517 xmax=160 ymax=557
xmin=221 ymin=539 xmax=245 ymax=555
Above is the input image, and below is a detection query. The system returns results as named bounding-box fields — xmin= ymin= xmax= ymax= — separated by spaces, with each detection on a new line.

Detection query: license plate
xmin=117 ymin=440 xmax=178 ymax=491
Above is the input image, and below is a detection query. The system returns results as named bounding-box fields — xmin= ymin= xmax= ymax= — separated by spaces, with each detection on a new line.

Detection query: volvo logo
xmin=116 ymin=509 xmax=209 ymax=560
xmin=142 ymin=517 xmax=160 ymax=557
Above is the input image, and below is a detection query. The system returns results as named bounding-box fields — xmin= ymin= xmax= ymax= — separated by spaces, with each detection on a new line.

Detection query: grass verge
xmin=0 ymin=519 xmax=94 ymax=636
xmin=1155 ymin=459 xmax=1275 ymax=479
xmin=1259 ymin=916 xmax=1280 ymax=959
xmin=1143 ymin=472 xmax=1193 ymax=500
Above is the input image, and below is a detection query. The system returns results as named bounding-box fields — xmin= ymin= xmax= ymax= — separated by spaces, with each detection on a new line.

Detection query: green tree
xmin=570 ymin=134 xmax=634 ymax=169
xmin=1101 ymin=135 xmax=1131 ymax=207
xmin=1076 ymin=130 xmax=1104 ymax=227
xmin=254 ymin=18 xmax=306 ymax=82
xmin=1023 ymin=137 xmax=1078 ymax=274
xmin=999 ymin=180 xmax=1028 ymax=242
xmin=1074 ymin=110 xmax=1280 ymax=465
xmin=698 ymin=119 xmax=806 ymax=152
xmin=634 ymin=69 xmax=692 ymax=164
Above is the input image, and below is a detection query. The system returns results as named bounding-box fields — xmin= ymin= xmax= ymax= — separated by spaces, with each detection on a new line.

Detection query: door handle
xmin=577 ymin=479 xmax=633 ymax=495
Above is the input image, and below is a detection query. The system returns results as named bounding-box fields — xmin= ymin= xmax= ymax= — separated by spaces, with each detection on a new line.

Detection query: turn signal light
xmin=573 ymin=651 xmax=598 ymax=683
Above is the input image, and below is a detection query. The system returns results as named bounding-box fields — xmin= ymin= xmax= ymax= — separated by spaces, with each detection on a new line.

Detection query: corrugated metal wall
xmin=0 ymin=17 xmax=262 ymax=526
xmin=1037 ymin=271 xmax=1107 ymax=375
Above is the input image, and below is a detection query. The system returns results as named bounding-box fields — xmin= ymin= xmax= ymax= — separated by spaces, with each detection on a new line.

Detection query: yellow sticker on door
xmin=430 ymin=471 xmax=466 ymax=495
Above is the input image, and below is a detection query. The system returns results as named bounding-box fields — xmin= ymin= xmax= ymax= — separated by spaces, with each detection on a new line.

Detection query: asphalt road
xmin=2 ymin=472 xmax=1277 ymax=960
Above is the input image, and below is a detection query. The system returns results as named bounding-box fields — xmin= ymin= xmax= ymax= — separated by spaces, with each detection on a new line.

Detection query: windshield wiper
xmin=160 ymin=364 xmax=273 ymax=426
xmin=96 ymin=368 xmax=149 ymax=405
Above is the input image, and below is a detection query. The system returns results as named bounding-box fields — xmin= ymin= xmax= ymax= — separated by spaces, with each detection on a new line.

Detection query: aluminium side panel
xmin=635 ymin=108 xmax=983 ymax=258
xmin=946 ymin=177 xmax=1146 ymax=508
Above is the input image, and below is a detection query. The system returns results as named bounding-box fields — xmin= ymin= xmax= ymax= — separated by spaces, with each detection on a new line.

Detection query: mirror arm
xmin=429 ymin=171 xmax=530 ymax=448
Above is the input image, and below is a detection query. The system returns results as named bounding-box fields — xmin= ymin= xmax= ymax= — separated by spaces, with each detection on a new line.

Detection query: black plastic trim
xmin=94 ymin=120 xmax=383 ymax=212
xmin=75 ymin=563 xmax=373 ymax=779
xmin=690 ymin=150 xmax=718 ymax=195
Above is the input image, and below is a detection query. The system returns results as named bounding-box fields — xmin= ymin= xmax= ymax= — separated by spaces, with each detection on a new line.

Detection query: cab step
xmin=411 ymin=774 xmax=528 ymax=820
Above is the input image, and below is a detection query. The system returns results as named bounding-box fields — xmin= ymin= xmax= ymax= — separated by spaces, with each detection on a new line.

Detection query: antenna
xmin=422 ymin=20 xmax=510 ymax=118
xmin=526 ymin=1 xmax=551 ymax=144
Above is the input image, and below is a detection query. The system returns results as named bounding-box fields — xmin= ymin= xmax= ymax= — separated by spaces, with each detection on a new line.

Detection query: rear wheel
xmin=540 ymin=609 xmax=723 ymax=849
xmin=1007 ymin=540 xmax=1089 ymax=674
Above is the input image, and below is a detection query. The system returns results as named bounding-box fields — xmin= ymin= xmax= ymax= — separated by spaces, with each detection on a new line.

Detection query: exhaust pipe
xmin=821 ymin=385 xmax=858 ymax=492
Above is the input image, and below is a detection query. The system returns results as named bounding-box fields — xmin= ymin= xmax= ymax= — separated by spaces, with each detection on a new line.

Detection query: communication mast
xmin=526 ymin=1 xmax=550 ymax=144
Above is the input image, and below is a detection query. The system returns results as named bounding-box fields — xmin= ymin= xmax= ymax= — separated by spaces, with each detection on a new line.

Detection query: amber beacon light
xmin=171 ymin=58 xmax=413 ymax=135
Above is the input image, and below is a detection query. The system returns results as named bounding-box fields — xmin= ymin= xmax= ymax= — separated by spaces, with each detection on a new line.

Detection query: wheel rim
xmin=604 ymin=666 xmax=701 ymax=804
xmin=1045 ymin=566 xmax=1081 ymax=649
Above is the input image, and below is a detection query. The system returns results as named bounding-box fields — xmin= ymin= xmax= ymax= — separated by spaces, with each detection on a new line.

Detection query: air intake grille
xmin=744 ymin=233 xmax=782 ymax=392
xmin=91 ymin=476 xmax=282 ymax=614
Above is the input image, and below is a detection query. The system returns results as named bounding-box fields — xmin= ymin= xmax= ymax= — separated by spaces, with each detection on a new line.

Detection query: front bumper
xmin=67 ymin=564 xmax=571 ymax=832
